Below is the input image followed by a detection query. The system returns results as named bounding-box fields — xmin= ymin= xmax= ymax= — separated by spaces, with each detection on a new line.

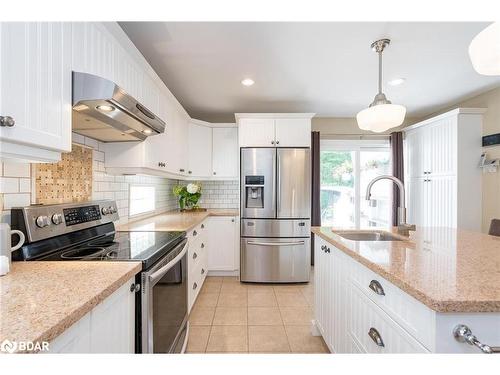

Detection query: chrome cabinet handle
xmin=231 ymin=218 xmax=235 ymax=223
xmin=368 ymin=328 xmax=385 ymax=347
xmin=321 ymin=245 xmax=326 ymax=251
xmin=213 ymin=171 xmax=217 ymax=175
xmin=453 ymin=324 xmax=500 ymax=354
xmin=130 ymin=283 xmax=141 ymax=293
xmin=179 ymin=168 xmax=185 ymax=172
xmin=201 ymin=243 xmax=205 ymax=248
xmin=188 ymin=170 xmax=192 ymax=174
xmin=0 ymin=116 xmax=15 ymax=127
xmin=193 ymin=252 xmax=197 ymax=259
xmin=201 ymin=224 xmax=205 ymax=229
xmin=193 ymin=282 xmax=198 ymax=290
xmin=276 ymin=140 xmax=279 ymax=145
xmin=193 ymin=230 xmax=197 ymax=236
xmin=271 ymin=140 xmax=275 ymax=145
xmin=247 ymin=240 xmax=305 ymax=247
xmin=369 ymin=280 xmax=385 ymax=296
xmin=201 ymin=268 xmax=205 ymax=275
xmin=325 ymin=247 xmax=330 ymax=253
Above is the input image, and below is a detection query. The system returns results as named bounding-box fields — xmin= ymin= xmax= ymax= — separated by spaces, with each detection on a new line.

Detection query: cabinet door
xmin=0 ymin=22 xmax=72 ymax=152
xmin=212 ymin=127 xmax=238 ymax=178
xmin=427 ymin=118 xmax=457 ymax=177
xmin=407 ymin=177 xmax=424 ymax=226
xmin=425 ymin=175 xmax=456 ymax=228
xmin=238 ymin=118 xmax=275 ymax=147
xmin=405 ymin=129 xmax=423 ymax=178
xmin=207 ymin=216 xmax=238 ymax=271
xmin=188 ymin=122 xmax=213 ymax=177
xmin=275 ymin=118 xmax=311 ymax=147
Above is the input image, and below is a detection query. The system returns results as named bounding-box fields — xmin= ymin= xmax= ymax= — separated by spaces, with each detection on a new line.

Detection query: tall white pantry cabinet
xmin=404 ymin=108 xmax=484 ymax=231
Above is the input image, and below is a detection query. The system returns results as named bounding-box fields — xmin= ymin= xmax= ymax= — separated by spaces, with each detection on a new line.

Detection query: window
xmin=129 ymin=185 xmax=156 ymax=217
xmin=320 ymin=139 xmax=391 ymax=229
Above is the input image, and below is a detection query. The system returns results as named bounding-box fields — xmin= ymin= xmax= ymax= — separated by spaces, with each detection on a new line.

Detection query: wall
xmin=312 ymin=117 xmax=418 ymax=137
xmin=198 ymin=180 xmax=239 ymax=209
xmin=415 ymin=86 xmax=500 ymax=232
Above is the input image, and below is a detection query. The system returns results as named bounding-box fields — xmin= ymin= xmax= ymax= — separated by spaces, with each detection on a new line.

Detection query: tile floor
xmin=187 ymin=271 xmax=329 ymax=354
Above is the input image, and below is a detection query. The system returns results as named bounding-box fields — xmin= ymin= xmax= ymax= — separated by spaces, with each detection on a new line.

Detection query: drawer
xmin=187 ymin=220 xmax=208 ymax=241
xmin=188 ymin=254 xmax=208 ymax=312
xmin=349 ymin=284 xmax=429 ymax=353
xmin=188 ymin=237 xmax=207 ymax=271
xmin=349 ymin=258 xmax=434 ymax=349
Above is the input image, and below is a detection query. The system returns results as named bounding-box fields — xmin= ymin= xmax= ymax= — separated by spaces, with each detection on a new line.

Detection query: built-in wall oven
xmin=139 ymin=238 xmax=189 ymax=353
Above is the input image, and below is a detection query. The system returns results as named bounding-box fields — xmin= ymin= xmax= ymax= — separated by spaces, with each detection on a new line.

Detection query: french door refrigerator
xmin=240 ymin=147 xmax=311 ymax=283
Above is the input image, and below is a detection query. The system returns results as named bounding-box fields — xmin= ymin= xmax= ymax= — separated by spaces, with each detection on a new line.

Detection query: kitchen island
xmin=311 ymin=226 xmax=500 ymax=353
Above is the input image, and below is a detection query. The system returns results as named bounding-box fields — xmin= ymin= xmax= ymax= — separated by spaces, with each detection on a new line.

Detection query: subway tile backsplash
xmin=0 ymin=133 xmax=239 ymax=225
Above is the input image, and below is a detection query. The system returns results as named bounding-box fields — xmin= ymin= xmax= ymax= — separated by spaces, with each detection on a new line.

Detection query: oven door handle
xmin=148 ymin=241 xmax=189 ymax=284
xmin=247 ymin=240 xmax=305 ymax=246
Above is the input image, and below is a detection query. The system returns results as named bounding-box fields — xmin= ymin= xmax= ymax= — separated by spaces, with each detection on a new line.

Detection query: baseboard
xmin=310 ymin=319 xmax=321 ymax=337
xmin=207 ymin=270 xmax=240 ymax=277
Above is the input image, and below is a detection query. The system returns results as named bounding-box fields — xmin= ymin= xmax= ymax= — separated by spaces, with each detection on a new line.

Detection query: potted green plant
xmin=172 ymin=183 xmax=202 ymax=211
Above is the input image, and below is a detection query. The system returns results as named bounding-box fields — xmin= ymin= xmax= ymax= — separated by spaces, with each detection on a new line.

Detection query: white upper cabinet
xmin=0 ymin=22 xmax=72 ymax=162
xmin=236 ymin=114 xmax=314 ymax=148
xmin=188 ymin=121 xmax=213 ymax=177
xmin=275 ymin=118 xmax=312 ymax=147
xmin=212 ymin=127 xmax=238 ymax=178
xmin=238 ymin=118 xmax=275 ymax=147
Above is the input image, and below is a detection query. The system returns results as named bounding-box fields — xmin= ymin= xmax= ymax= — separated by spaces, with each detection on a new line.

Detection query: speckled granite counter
xmin=117 ymin=209 xmax=239 ymax=232
xmin=312 ymin=226 xmax=500 ymax=313
xmin=0 ymin=261 xmax=141 ymax=349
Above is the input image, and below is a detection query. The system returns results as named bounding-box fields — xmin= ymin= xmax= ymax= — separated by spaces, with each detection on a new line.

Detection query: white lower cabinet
xmin=49 ymin=277 xmax=136 ymax=353
xmin=313 ymin=235 xmax=500 ymax=353
xmin=187 ymin=221 xmax=209 ymax=312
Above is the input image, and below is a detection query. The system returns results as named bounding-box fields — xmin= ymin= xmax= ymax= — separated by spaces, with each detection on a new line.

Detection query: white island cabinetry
xmin=313 ymin=235 xmax=500 ymax=353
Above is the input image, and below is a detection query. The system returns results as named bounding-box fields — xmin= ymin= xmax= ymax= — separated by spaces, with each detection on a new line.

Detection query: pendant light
xmin=357 ymin=39 xmax=406 ymax=133
xmin=469 ymin=22 xmax=500 ymax=76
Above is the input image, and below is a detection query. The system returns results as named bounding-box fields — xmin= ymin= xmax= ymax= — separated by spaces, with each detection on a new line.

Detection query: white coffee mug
xmin=0 ymin=223 xmax=25 ymax=254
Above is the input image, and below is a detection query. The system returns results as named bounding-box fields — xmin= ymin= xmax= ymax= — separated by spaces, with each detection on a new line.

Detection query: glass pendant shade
xmin=356 ymin=104 xmax=406 ymax=133
xmin=469 ymin=22 xmax=500 ymax=76
xmin=357 ymin=39 xmax=406 ymax=132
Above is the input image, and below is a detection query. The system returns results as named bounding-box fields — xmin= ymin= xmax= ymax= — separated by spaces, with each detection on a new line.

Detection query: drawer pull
xmin=325 ymin=247 xmax=331 ymax=253
xmin=193 ymin=230 xmax=197 ymax=236
xmin=201 ymin=243 xmax=205 ymax=248
xmin=193 ymin=282 xmax=198 ymax=290
xmin=201 ymin=268 xmax=205 ymax=275
xmin=368 ymin=327 xmax=385 ymax=347
xmin=369 ymin=280 xmax=385 ymax=296
xmin=453 ymin=324 xmax=500 ymax=354
xmin=201 ymin=224 xmax=205 ymax=229
xmin=193 ymin=252 xmax=198 ymax=260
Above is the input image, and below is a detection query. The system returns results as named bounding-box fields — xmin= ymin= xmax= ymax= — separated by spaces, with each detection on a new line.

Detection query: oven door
xmin=141 ymin=239 xmax=189 ymax=353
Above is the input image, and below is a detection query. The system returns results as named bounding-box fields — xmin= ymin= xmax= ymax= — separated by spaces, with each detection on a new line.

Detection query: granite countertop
xmin=116 ymin=208 xmax=239 ymax=232
xmin=0 ymin=261 xmax=141 ymax=351
xmin=311 ymin=226 xmax=500 ymax=313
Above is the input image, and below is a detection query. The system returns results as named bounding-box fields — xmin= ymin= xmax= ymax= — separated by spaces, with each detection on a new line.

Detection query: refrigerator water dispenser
xmin=245 ymin=176 xmax=265 ymax=208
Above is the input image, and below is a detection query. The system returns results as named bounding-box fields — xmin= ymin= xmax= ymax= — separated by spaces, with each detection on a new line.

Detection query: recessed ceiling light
xmin=241 ymin=78 xmax=255 ymax=86
xmin=96 ymin=104 xmax=115 ymax=112
xmin=388 ymin=78 xmax=406 ymax=86
xmin=143 ymin=129 xmax=152 ymax=134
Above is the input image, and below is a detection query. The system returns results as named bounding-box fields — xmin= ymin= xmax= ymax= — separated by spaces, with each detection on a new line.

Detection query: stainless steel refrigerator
xmin=240 ymin=148 xmax=311 ymax=283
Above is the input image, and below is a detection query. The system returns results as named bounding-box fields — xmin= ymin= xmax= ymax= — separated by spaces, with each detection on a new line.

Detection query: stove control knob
xmin=108 ymin=206 xmax=116 ymax=214
xmin=101 ymin=207 xmax=110 ymax=215
xmin=51 ymin=213 xmax=63 ymax=225
xmin=35 ymin=215 xmax=50 ymax=228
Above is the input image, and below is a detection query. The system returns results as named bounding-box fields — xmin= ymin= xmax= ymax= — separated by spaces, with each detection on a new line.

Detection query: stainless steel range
xmin=11 ymin=201 xmax=189 ymax=354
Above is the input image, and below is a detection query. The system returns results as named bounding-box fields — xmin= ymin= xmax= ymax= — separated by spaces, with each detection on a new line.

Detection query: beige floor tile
xmin=302 ymin=291 xmax=315 ymax=307
xmin=285 ymin=325 xmax=329 ymax=353
xmin=189 ymin=306 xmax=215 ymax=326
xmin=206 ymin=326 xmax=248 ymax=352
xmin=222 ymin=276 xmax=240 ymax=283
xmin=213 ymin=307 xmax=248 ymax=325
xmin=221 ymin=282 xmax=248 ymax=294
xmin=217 ymin=292 xmax=248 ymax=307
xmin=201 ymin=282 xmax=222 ymax=294
xmin=275 ymin=290 xmax=309 ymax=307
xmin=279 ymin=306 xmax=313 ymax=325
xmin=248 ymin=325 xmax=290 ymax=353
xmin=246 ymin=283 xmax=275 ymax=291
xmin=248 ymin=290 xmax=278 ymax=307
xmin=186 ymin=326 xmax=211 ymax=353
xmin=248 ymin=307 xmax=283 ymax=325
xmin=195 ymin=292 xmax=219 ymax=308
xmin=273 ymin=284 xmax=310 ymax=293
xmin=205 ymin=276 xmax=223 ymax=284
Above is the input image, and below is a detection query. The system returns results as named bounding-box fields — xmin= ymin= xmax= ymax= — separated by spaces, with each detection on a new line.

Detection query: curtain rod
xmin=319 ymin=133 xmax=390 ymax=140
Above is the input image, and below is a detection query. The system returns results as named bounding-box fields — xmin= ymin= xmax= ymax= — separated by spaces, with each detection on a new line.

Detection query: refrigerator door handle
xmin=277 ymin=151 xmax=281 ymax=214
xmin=247 ymin=240 xmax=306 ymax=247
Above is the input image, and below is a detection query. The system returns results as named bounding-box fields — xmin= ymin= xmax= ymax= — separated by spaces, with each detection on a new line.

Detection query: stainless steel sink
xmin=333 ymin=230 xmax=406 ymax=241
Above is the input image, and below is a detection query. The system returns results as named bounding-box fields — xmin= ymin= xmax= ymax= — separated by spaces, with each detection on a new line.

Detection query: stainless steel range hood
xmin=72 ymin=71 xmax=166 ymax=142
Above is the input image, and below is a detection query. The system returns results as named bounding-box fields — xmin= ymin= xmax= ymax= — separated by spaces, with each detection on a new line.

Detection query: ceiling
xmin=120 ymin=22 xmax=500 ymax=123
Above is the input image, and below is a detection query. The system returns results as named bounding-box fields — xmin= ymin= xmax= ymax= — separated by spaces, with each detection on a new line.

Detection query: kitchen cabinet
xmin=313 ymin=235 xmax=500 ymax=353
xmin=404 ymin=108 xmax=483 ymax=231
xmin=0 ymin=22 xmax=72 ymax=162
xmin=188 ymin=121 xmax=213 ymax=177
xmin=207 ymin=216 xmax=239 ymax=274
xmin=236 ymin=114 xmax=314 ymax=148
xmin=49 ymin=277 xmax=136 ymax=353
xmin=187 ymin=220 xmax=209 ymax=312
xmin=212 ymin=127 xmax=238 ymax=178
